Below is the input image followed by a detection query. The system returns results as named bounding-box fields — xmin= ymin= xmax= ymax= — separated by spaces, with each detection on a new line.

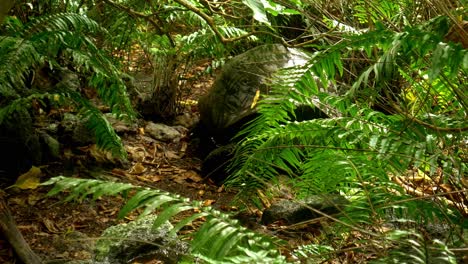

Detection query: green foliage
xmin=371 ymin=230 xmax=458 ymax=264
xmin=6 ymin=1 xmax=466 ymax=263
xmin=42 ymin=176 xmax=284 ymax=262
xmin=226 ymin=12 xmax=466 ymax=263
xmin=0 ymin=12 xmax=135 ymax=158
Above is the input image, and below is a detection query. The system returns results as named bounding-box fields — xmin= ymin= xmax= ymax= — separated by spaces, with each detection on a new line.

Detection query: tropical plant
xmin=0 ymin=11 xmax=135 ymax=158
xmin=222 ymin=5 xmax=466 ymax=263
xmin=88 ymin=0 xmax=259 ymax=120
xmin=42 ymin=176 xmax=286 ymax=263
xmin=16 ymin=0 xmax=467 ymax=262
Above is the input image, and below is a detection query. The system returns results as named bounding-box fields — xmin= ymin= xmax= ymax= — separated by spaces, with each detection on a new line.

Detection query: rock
xmin=145 ymin=122 xmax=182 ymax=142
xmin=0 ymin=110 xmax=41 ymax=182
xmin=61 ymin=113 xmax=95 ymax=146
xmin=197 ymin=44 xmax=329 ymax=183
xmin=94 ymin=214 xmax=189 ymax=264
xmin=261 ymin=194 xmax=349 ymax=225
xmin=40 ymin=132 xmax=60 ymax=160
xmin=174 ymin=112 xmax=199 ymax=128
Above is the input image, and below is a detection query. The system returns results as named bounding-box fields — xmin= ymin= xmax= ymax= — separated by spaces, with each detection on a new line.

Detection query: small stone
xmin=145 ymin=122 xmax=182 ymax=142
xmin=40 ymin=132 xmax=60 ymax=159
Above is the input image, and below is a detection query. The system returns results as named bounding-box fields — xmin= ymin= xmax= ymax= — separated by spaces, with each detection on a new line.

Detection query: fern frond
xmin=0 ymin=93 xmax=61 ymax=124
xmin=22 ymin=12 xmax=103 ymax=38
xmin=42 ymin=176 xmax=283 ymax=262
xmin=371 ymin=230 xmax=458 ymax=264
xmin=0 ymin=36 xmax=43 ymax=97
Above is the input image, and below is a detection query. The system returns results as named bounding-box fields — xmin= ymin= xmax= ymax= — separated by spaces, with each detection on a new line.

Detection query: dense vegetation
xmin=1 ymin=0 xmax=466 ymax=263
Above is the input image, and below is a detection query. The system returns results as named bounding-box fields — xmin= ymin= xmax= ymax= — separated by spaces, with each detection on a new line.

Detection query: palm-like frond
xmin=42 ymin=176 xmax=284 ymax=262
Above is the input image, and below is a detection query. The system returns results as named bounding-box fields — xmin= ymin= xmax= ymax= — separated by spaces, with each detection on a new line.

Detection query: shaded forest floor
xmin=0 ymin=62 xmax=247 ymax=263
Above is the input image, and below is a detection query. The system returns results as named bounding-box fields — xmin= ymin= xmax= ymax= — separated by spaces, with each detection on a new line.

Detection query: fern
xmin=225 ymin=13 xmax=466 ymax=262
xmin=0 ymin=36 xmax=43 ymax=98
xmin=371 ymin=230 xmax=458 ymax=264
xmin=42 ymin=176 xmax=284 ymax=262
xmin=0 ymin=12 xmax=135 ymax=157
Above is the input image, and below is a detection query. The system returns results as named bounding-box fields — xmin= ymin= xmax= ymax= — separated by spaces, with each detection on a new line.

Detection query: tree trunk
xmin=0 ymin=0 xmax=15 ymax=26
xmin=0 ymin=192 xmax=42 ymax=264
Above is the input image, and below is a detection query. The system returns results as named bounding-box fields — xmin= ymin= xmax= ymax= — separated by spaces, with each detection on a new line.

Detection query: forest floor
xmin=0 ymin=62 xmax=256 ymax=263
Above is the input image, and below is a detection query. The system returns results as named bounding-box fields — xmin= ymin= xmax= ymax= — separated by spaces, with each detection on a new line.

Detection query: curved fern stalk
xmin=41 ymin=176 xmax=283 ymax=262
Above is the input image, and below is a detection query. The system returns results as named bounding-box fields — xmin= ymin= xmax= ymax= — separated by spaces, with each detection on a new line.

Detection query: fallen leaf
xmin=111 ymin=168 xmax=128 ymax=177
xmin=136 ymin=174 xmax=162 ymax=183
xmin=27 ymin=193 xmax=41 ymax=206
xmin=128 ymin=162 xmax=147 ymax=175
xmin=203 ymin=199 xmax=216 ymax=206
xmin=42 ymin=218 xmax=61 ymax=233
xmin=11 ymin=166 xmax=42 ymax=190
xmin=180 ymin=142 xmax=188 ymax=152
xmin=125 ymin=146 xmax=147 ymax=161
xmin=89 ymin=145 xmax=115 ymax=163
xmin=184 ymin=170 xmax=203 ymax=182
xmin=164 ymin=150 xmax=180 ymax=159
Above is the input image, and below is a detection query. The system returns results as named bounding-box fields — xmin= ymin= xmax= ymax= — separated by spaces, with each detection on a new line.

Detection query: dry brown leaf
xmin=111 ymin=168 xmax=128 ymax=177
xmin=184 ymin=170 xmax=203 ymax=182
xmin=42 ymin=218 xmax=61 ymax=233
xmin=172 ymin=176 xmax=186 ymax=184
xmin=11 ymin=166 xmax=42 ymax=190
xmin=164 ymin=150 xmax=180 ymax=159
xmin=27 ymin=193 xmax=41 ymax=206
xmin=203 ymin=199 xmax=216 ymax=206
xmin=128 ymin=162 xmax=147 ymax=175
xmin=136 ymin=175 xmax=162 ymax=183
xmin=125 ymin=146 xmax=147 ymax=161
xmin=88 ymin=145 xmax=115 ymax=163
xmin=180 ymin=142 xmax=188 ymax=152
xmin=9 ymin=197 xmax=26 ymax=206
